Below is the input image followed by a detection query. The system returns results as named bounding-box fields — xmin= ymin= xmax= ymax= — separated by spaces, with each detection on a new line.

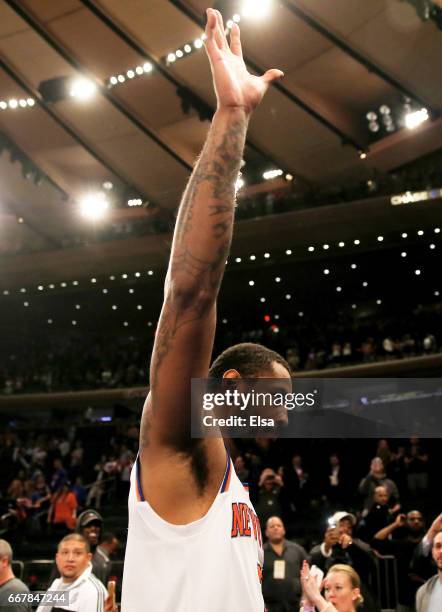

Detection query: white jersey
xmin=121 ymin=453 xmax=264 ymax=611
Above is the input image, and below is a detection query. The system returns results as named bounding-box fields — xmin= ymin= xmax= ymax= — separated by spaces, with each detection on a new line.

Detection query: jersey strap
xmin=219 ymin=449 xmax=232 ymax=493
xmin=136 ymin=455 xmax=145 ymax=502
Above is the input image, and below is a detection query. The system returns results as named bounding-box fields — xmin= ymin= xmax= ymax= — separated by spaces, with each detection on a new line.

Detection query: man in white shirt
xmin=416 ymin=530 xmax=442 ymax=612
xmin=37 ymin=534 xmax=114 ymax=612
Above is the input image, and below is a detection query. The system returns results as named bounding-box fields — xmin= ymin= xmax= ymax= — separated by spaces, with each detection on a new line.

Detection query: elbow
xmin=166 ymin=279 xmax=216 ymax=312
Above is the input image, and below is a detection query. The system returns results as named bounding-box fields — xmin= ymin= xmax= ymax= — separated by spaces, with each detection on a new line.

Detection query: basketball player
xmin=122 ymin=9 xmax=287 ymax=611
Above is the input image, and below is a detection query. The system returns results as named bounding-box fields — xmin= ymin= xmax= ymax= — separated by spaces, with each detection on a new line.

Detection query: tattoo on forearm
xmin=149 ymin=116 xmax=246 ymax=394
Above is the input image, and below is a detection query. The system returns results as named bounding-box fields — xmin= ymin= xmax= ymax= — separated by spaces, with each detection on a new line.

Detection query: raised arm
xmin=138 ymin=9 xmax=282 ymax=512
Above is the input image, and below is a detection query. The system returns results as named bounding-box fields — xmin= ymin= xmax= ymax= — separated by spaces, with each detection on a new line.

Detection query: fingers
xmin=261 ymin=68 xmax=285 ymax=85
xmin=229 ymin=23 xmax=242 ymax=57
xmin=214 ymin=10 xmax=229 ymax=49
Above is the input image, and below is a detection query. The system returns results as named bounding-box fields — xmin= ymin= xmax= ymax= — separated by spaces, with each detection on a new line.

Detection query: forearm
xmin=374 ymin=523 xmax=397 ymax=540
xmin=167 ymin=107 xmax=248 ymax=301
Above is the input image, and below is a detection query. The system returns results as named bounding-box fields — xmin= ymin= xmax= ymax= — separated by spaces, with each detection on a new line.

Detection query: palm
xmin=205 ymin=9 xmax=283 ymax=114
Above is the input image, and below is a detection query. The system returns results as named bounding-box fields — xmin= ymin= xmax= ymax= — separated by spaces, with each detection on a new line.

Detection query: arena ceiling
xmin=1 ymin=0 xmax=442 ymax=284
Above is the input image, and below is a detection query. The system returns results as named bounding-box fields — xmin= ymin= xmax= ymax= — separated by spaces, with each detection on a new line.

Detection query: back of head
xmin=0 ymin=540 xmax=12 ymax=564
xmin=209 ymin=342 xmax=290 ymax=378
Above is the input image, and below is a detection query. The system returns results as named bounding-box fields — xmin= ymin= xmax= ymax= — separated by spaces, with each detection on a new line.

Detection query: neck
xmin=271 ymin=539 xmax=284 ymax=549
xmin=438 ymin=570 xmax=442 ymax=583
xmin=0 ymin=568 xmax=15 ymax=586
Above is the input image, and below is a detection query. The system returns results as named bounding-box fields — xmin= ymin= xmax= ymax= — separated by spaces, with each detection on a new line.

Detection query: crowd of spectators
xmin=0 ymin=310 xmax=439 ymax=394
xmin=0 ymin=425 xmax=439 ymax=611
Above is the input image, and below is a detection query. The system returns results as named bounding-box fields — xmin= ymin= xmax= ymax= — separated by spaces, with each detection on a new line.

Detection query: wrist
xmin=214 ymin=105 xmax=251 ymax=121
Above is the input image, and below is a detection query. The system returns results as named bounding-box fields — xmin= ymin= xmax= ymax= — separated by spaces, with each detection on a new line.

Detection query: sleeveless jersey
xmin=121 ymin=453 xmax=264 ymax=611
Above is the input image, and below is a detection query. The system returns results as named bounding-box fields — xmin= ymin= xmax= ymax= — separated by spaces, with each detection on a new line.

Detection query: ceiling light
xmin=275 ymin=277 xmax=281 ymax=282
xmin=405 ymin=108 xmax=429 ymax=129
xmin=23 ymin=301 xmax=29 ymax=307
xmin=242 ymin=0 xmax=273 ymax=18
xmin=9 ymin=99 xmax=18 ymax=109
xmin=72 ymin=281 xmax=79 ymax=285
xmin=435 ymin=291 xmax=440 ymax=297
xmin=435 ymin=228 xmax=440 ymax=234
xmin=194 ymin=39 xmax=203 ymax=49
xmin=60 ymin=282 xmax=67 ymax=287
xmin=323 ymin=269 xmax=330 ymax=275
xmin=260 ymin=297 xmax=266 ymax=302
xmin=249 ymin=280 xmax=255 ymax=286
xmin=72 ymin=320 xmax=77 ymax=325
xmin=338 ymin=242 xmax=345 ymax=247
xmin=137 ymin=305 xmax=143 ymax=310
xmin=354 ymin=239 xmax=360 ymax=245
xmin=0 ymin=101 xmax=7 ymax=110
xmin=102 ymin=288 xmax=108 ymax=293
xmin=401 ymin=252 xmax=407 ymax=257
xmin=336 ymin=286 xmax=342 ymax=292
xmin=430 ymin=244 xmax=436 ymax=249
xmin=264 ymin=253 xmax=270 ymax=258
xmin=402 ymin=232 xmax=408 ymax=238
xmin=19 ymin=99 xmax=27 ymax=108
xmin=222 ymin=319 xmax=228 ymax=324
xmin=129 ymin=289 xmax=134 ymax=294
xmin=263 ymin=169 xmax=283 ymax=180
xmin=47 ymin=319 xmax=53 ymax=324
xmin=176 ymin=50 xmax=184 ymax=58
xmin=143 ymin=62 xmax=153 ymax=73
xmin=377 ymin=236 xmax=384 ymax=242
xmin=3 ymin=290 xmax=9 ymax=295
xmin=38 ymin=286 xmax=43 ymax=291
xmin=362 ymin=281 xmax=368 ymax=287
xmin=298 ymin=311 xmax=304 ymax=317
xmin=70 ymin=77 xmax=97 ymax=101
xmin=102 ymin=181 xmax=113 ymax=190
xmin=20 ymin=288 xmax=26 ymax=293
xmin=110 ymin=76 xmax=118 ymax=85
xmin=75 ymin=304 xmax=81 ymax=309
xmin=250 ymin=255 xmax=256 ymax=260
xmin=91 ymin=278 xmax=97 ymax=283
xmin=233 ymin=14 xmax=241 ymax=22
xmin=135 ymin=66 xmax=144 ymax=75
xmin=235 ymin=257 xmax=241 ymax=262
xmin=351 ymin=264 xmax=357 ymax=269
xmin=323 ymin=244 xmax=329 ymax=250
xmin=285 ymin=294 xmax=291 ymax=300
xmin=49 ymin=284 xmax=55 ymax=289
xmin=79 ymin=192 xmax=109 ymax=220
xmin=112 ymin=305 xmax=117 ymax=310
xmin=285 ymin=249 xmax=292 ymax=255
xmin=351 ymin=304 xmax=357 ymax=310
xmin=379 ymin=105 xmax=391 ymax=115
xmin=124 ymin=321 xmax=129 ymax=326
xmin=359 ymin=151 xmax=367 ymax=160
xmin=417 ymin=230 xmax=424 ymax=236
xmin=308 ymin=246 xmax=314 ymax=252
xmin=184 ymin=44 xmax=192 ymax=53
xmin=147 ymin=270 xmax=154 ymax=275
xmin=415 ymin=269 xmax=421 ymax=275
xmin=376 ymin=299 xmax=382 ymax=305
xmin=148 ymin=321 xmax=153 ymax=326
xmin=117 ymin=74 xmax=125 ymax=83
xmin=285 ymin=174 xmax=293 ymax=181
xmin=135 ymin=272 xmax=141 ymax=277
xmin=127 ymin=70 xmax=135 ymax=79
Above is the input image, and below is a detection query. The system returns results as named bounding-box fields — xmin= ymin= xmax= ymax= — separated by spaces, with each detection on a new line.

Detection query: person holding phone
xmin=300 ymin=560 xmax=363 ymax=612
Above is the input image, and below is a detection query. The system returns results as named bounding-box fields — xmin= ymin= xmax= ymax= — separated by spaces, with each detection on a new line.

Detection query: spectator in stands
xmin=357 ymin=486 xmax=395 ymax=542
xmin=376 ymin=439 xmax=392 ymax=469
xmin=410 ymin=513 xmax=442 ymax=588
xmin=233 ymin=455 xmax=250 ymax=483
xmin=373 ymin=510 xmax=425 ymax=611
xmin=37 ymin=534 xmax=110 ymax=612
xmin=416 ymin=530 xmax=442 ymax=612
xmin=405 ymin=437 xmax=429 ymax=495
xmin=92 ymin=532 xmax=120 ymax=586
xmin=283 ymin=453 xmax=310 ymax=514
xmin=358 ymin=457 xmax=400 ymax=512
xmin=300 ymin=561 xmax=363 ymax=612
xmin=255 ymin=468 xmax=283 ymax=528
xmin=72 ymin=476 xmax=87 ymax=512
xmin=49 ymin=458 xmax=68 ymax=493
xmin=386 ymin=445 xmax=407 ymax=493
xmin=262 ymin=516 xmax=307 ymax=612
xmin=76 ymin=510 xmax=103 ymax=554
xmin=309 ymin=512 xmax=379 ymax=612
xmin=47 ymin=481 xmax=77 ymax=535
xmin=322 ymin=453 xmax=350 ymax=507
xmin=0 ymin=539 xmax=31 ymax=611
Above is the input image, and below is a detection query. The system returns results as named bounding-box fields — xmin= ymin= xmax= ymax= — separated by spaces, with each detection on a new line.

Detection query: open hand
xmin=204 ymin=8 xmax=283 ymax=114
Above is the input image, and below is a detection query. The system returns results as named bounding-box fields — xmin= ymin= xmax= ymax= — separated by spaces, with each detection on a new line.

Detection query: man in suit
xmin=416 ymin=530 xmax=442 ymax=612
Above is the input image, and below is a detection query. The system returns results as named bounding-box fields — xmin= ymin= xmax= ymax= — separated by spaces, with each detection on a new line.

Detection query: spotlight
xmin=184 ymin=45 xmax=192 ymax=53
xmin=323 ymin=269 xmax=330 ymax=275
xmin=351 ymin=264 xmax=357 ymax=269
xmin=336 ymin=286 xmax=342 ymax=292
xmin=417 ymin=230 xmax=424 ymax=236
xmin=117 ymin=75 xmax=125 ymax=83
xmin=285 ymin=249 xmax=292 ymax=255
xmin=19 ymin=99 xmax=27 ymax=108
xmin=323 ymin=244 xmax=329 ymax=250
xmin=102 ymin=181 xmax=113 ymax=191
xmin=8 ymin=99 xmax=18 ymax=109
xmin=235 ymin=257 xmax=242 ymax=263
xmin=376 ymin=299 xmax=382 ymax=305
xmin=176 ymin=50 xmax=184 ymax=58
xmin=194 ymin=39 xmax=203 ymax=49
xmin=0 ymin=101 xmax=7 ymax=110
xmin=135 ymin=66 xmax=144 ymax=75
xmin=402 ymin=232 xmax=408 ymax=238
xmin=285 ymin=294 xmax=291 ymax=300
xmin=110 ymin=76 xmax=118 ymax=85
xmin=377 ymin=236 xmax=384 ymax=241
xmin=308 ymin=246 xmax=314 ymax=252
xmin=415 ymin=269 xmax=421 ymax=275
xmin=127 ymin=70 xmax=135 ymax=79
xmin=338 ymin=242 xmax=345 ymax=247
xmin=354 ymin=239 xmax=360 ymax=245
xmin=70 ymin=77 xmax=97 ymax=101
xmin=167 ymin=53 xmax=176 ymax=63
xmin=359 ymin=151 xmax=367 ymax=160
xmin=264 ymin=253 xmax=270 ymax=258
xmin=143 ymin=62 xmax=153 ymax=73
xmin=263 ymin=169 xmax=283 ymax=180
xmin=79 ymin=192 xmax=109 ymax=220
xmin=249 ymin=280 xmax=255 ymax=286
xmin=405 ymin=108 xmax=429 ymax=129
xmin=242 ymin=0 xmax=272 ymax=18
xmin=401 ymin=252 xmax=407 ymax=257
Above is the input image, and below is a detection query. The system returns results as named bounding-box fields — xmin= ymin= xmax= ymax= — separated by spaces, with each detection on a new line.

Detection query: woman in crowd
xmin=300 ymin=560 xmax=363 ymax=612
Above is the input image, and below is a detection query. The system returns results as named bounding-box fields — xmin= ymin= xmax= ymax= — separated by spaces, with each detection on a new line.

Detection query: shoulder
xmin=4 ymin=578 xmax=30 ymax=593
xmin=286 ymin=540 xmax=306 ymax=553
xmin=84 ymin=573 xmax=108 ymax=600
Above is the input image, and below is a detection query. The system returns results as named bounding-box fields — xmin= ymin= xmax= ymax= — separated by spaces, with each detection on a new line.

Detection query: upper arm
xmin=139 ymin=293 xmax=226 ymax=502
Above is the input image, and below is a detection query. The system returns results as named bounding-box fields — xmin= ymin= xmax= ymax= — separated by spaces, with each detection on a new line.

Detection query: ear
xmin=352 ymin=588 xmax=361 ymax=601
xmin=223 ymin=369 xmax=241 ymax=379
xmin=87 ymin=552 xmax=92 ymax=561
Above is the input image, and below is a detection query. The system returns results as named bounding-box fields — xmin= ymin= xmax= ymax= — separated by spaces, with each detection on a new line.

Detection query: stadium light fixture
xmin=79 ymin=192 xmax=109 ymax=220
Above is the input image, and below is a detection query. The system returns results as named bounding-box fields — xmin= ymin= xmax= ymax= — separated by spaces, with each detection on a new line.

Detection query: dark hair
xmin=100 ymin=532 xmax=117 ymax=545
xmin=57 ymin=533 xmax=90 ymax=553
xmin=209 ymin=343 xmax=291 ymax=379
